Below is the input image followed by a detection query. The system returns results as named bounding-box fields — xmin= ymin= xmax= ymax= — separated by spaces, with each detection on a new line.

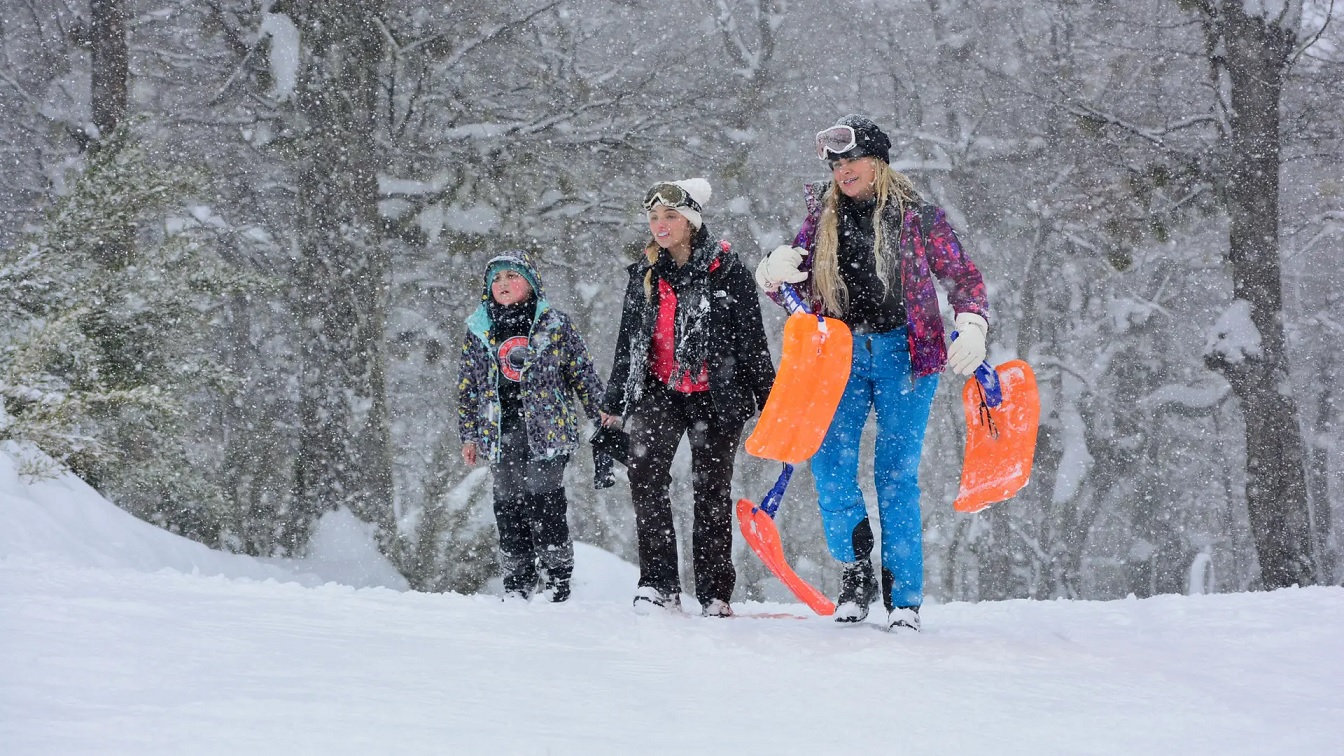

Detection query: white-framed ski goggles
xmin=815 ymin=125 xmax=857 ymax=160
xmin=643 ymin=182 xmax=700 ymax=212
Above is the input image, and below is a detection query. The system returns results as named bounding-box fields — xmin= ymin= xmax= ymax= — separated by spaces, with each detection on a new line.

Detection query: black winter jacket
xmin=603 ymin=244 xmax=775 ymax=428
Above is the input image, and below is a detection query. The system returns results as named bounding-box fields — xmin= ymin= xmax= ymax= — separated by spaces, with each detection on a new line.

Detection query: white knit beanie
xmin=649 ymin=178 xmax=712 ymax=230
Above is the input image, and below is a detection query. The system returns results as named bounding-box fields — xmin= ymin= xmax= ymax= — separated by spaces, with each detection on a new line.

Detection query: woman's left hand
xmin=599 ymin=411 xmax=623 ymax=429
xmin=948 ymin=312 xmax=988 ymax=375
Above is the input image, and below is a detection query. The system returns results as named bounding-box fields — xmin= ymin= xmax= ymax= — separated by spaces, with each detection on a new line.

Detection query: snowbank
xmin=0 ymin=442 xmax=636 ymax=598
xmin=0 ymin=442 xmax=407 ymax=588
xmin=7 ymin=438 xmax=1344 ymax=747
xmin=3 ymin=561 xmax=1342 ymax=755
xmin=5 ymin=443 xmax=1344 ymax=755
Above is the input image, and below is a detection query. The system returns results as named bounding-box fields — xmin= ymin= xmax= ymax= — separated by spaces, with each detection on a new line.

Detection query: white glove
xmin=947 ymin=312 xmax=988 ymax=376
xmin=754 ymin=245 xmax=809 ymax=292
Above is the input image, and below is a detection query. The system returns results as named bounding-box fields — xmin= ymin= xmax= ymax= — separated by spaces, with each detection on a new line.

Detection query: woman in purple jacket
xmin=754 ymin=115 xmax=990 ymax=632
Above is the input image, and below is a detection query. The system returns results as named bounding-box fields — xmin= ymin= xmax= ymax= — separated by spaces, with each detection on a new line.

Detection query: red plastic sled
xmin=953 ymin=359 xmax=1040 ymax=513
xmin=745 ymin=312 xmax=852 ymax=464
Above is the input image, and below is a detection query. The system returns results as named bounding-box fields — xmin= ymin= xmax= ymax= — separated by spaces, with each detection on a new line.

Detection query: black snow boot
xmin=540 ymin=565 xmax=572 ymax=603
xmin=835 ymin=560 xmax=878 ymax=622
xmin=835 ymin=520 xmax=878 ymax=623
xmin=500 ymin=552 xmax=539 ymax=600
xmin=886 ymin=606 xmax=920 ymax=633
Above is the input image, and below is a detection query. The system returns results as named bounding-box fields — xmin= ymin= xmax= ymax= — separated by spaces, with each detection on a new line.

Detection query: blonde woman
xmin=755 ymin=115 xmax=989 ymax=632
xmin=602 ymin=178 xmax=775 ymax=617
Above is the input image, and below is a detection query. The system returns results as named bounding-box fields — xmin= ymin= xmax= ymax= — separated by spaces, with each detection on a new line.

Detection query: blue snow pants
xmin=811 ymin=327 xmax=939 ymax=609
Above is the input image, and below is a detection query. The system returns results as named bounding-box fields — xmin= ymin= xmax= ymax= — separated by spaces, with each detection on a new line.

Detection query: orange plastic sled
xmin=745 ymin=313 xmax=852 ymax=463
xmin=737 ymin=496 xmax=835 ymax=616
xmin=740 ymin=293 xmax=850 ymax=616
xmin=953 ymin=359 xmax=1040 ymax=513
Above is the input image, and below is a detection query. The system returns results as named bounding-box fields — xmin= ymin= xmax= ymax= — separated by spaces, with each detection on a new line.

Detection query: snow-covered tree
xmin=0 ymin=129 xmax=238 ymax=542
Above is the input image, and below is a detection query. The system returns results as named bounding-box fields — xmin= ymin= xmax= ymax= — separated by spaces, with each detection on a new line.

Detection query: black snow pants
xmin=491 ymin=427 xmax=573 ymax=595
xmin=626 ymin=380 xmax=743 ymax=604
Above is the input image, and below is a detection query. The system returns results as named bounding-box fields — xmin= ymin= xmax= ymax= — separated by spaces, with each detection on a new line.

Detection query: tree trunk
xmin=90 ymin=0 xmax=128 ymax=140
xmin=1201 ymin=7 xmax=1315 ymax=589
xmin=87 ymin=0 xmax=131 ymax=270
xmin=290 ymin=1 xmax=396 ymax=548
xmin=1306 ymin=350 xmax=1338 ymax=582
xmin=707 ymin=0 xmax=782 ymax=243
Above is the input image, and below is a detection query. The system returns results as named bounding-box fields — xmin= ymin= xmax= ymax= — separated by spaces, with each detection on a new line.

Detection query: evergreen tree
xmin=0 ymin=128 xmax=240 ymax=545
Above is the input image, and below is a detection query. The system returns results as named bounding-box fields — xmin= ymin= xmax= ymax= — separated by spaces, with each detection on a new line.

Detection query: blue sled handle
xmin=757 ymin=463 xmax=795 ymax=519
xmin=950 ymin=330 xmax=1002 ymax=408
xmin=777 ymin=284 xmax=821 ymax=321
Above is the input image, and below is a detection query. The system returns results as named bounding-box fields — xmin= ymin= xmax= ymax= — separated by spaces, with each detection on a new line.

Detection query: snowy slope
xmin=0 ymin=442 xmax=407 ymax=589
xmin=2 ymin=445 xmax=1343 ymax=755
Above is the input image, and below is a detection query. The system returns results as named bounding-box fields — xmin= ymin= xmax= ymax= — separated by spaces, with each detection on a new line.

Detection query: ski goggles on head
xmin=643 ymin=182 xmax=700 ymax=212
xmin=815 ymin=125 xmax=857 ymax=159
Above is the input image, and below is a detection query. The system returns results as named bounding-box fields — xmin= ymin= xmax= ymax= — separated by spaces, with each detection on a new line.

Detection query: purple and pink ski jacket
xmin=768 ymin=181 xmax=989 ymax=378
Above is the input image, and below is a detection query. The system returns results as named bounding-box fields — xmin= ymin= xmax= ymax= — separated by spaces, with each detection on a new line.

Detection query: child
xmin=457 ymin=252 xmax=608 ymax=602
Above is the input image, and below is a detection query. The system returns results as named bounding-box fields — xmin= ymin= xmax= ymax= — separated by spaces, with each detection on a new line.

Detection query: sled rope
xmin=975 ymin=380 xmax=1000 ymax=440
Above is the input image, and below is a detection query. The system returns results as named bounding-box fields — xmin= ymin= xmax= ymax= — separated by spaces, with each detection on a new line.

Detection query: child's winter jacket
xmin=457 ymin=253 xmax=605 ymax=463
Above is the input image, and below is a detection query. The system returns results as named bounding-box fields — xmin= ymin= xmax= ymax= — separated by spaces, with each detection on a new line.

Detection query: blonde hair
xmin=812 ymin=162 xmax=919 ymax=317
xmin=641 ymin=239 xmax=660 ymax=300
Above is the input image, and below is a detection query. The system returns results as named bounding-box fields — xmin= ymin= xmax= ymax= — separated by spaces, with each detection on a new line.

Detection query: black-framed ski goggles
xmin=643 ymin=183 xmax=700 ymax=213
xmin=815 ymin=125 xmax=857 ymax=160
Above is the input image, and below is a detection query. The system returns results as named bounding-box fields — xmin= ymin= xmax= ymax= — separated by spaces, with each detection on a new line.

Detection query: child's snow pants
xmin=492 ymin=428 xmax=573 ymax=595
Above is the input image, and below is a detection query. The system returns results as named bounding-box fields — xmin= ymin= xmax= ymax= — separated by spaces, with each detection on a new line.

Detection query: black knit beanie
xmin=831 ymin=114 xmax=891 ymax=164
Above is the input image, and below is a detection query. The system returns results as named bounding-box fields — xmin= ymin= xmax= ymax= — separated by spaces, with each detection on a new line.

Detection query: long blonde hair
xmin=812 ymin=162 xmax=919 ymax=317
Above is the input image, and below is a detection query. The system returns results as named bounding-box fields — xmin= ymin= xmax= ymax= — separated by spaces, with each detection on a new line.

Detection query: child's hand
xmin=462 ymin=442 xmax=478 ymax=466
xmin=600 ymin=412 xmax=623 ymax=429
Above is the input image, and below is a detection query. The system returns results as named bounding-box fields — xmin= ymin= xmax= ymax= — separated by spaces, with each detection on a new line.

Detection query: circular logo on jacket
xmin=497 ymin=336 xmax=529 ymax=382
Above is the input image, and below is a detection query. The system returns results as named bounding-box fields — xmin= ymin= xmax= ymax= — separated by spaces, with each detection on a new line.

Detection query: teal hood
xmin=466 ymin=251 xmax=549 ymax=343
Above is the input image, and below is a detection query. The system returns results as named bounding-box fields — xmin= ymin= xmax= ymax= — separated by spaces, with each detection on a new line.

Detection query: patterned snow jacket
xmin=457 ymin=253 xmax=606 ymax=463
xmin=770 ymin=181 xmax=989 ymax=378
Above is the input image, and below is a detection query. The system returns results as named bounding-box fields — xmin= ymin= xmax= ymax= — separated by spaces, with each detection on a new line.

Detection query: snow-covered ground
xmin=2 ymin=445 xmax=1342 ymax=755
